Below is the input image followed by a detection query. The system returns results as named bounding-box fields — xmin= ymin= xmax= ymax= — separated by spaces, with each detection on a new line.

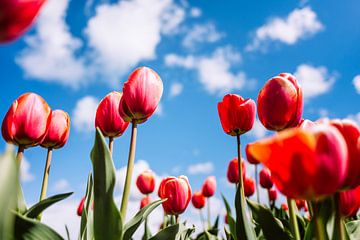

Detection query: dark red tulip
xmin=2 ymin=93 xmax=51 ymax=148
xmin=244 ymin=176 xmax=255 ymax=197
xmin=259 ymin=168 xmax=273 ymax=189
xmin=245 ymin=145 xmax=259 ymax=164
xmin=227 ymin=157 xmax=246 ymax=184
xmin=0 ymin=0 xmax=46 ymax=43
xmin=40 ymin=110 xmax=70 ymax=149
xmin=158 ymin=176 xmax=191 ymax=215
xmin=281 ymin=203 xmax=288 ymax=211
xmin=258 ymin=73 xmax=303 ymax=131
xmin=191 ymin=191 xmax=206 ymax=209
xmin=95 ymin=91 xmax=129 ymax=138
xmin=295 ymin=199 xmax=306 ymax=211
xmin=140 ymin=195 xmax=151 ymax=209
xmin=202 ymin=176 xmax=216 ymax=197
xmin=268 ymin=188 xmax=277 ymax=201
xmin=119 ymin=67 xmax=163 ymax=124
xmin=339 ymin=186 xmax=360 ymax=217
xmin=136 ymin=170 xmax=155 ymax=195
xmin=225 ymin=214 xmax=229 ymax=225
xmin=77 ymin=197 xmax=85 ymax=217
xmin=217 ymin=94 xmax=256 ymax=136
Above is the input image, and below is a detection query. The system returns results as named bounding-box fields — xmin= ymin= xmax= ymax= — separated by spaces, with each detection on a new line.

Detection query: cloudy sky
xmin=1 ymin=0 xmax=360 ymax=238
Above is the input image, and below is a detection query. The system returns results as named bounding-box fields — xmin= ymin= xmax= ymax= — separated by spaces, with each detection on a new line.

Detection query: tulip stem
xmin=38 ymin=148 xmax=53 ymax=221
xmin=120 ymin=121 xmax=138 ymax=220
xmin=207 ymin=197 xmax=211 ymax=228
xmin=199 ymin=209 xmax=205 ymax=230
xmin=236 ymin=134 xmax=245 ymax=200
xmin=16 ymin=145 xmax=25 ymax=165
xmin=108 ymin=137 xmax=114 ymax=156
xmin=255 ymin=164 xmax=260 ymax=204
xmin=287 ymin=198 xmax=301 ymax=240
xmin=312 ymin=201 xmax=327 ymax=240
xmin=333 ymin=193 xmax=345 ymax=240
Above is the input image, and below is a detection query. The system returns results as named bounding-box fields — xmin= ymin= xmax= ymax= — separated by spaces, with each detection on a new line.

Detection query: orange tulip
xmin=136 ymin=170 xmax=155 ymax=195
xmin=226 ymin=157 xmax=246 ymax=184
xmin=202 ymin=176 xmax=216 ymax=197
xmin=41 ymin=110 xmax=70 ymax=149
xmin=191 ymin=191 xmax=206 ymax=209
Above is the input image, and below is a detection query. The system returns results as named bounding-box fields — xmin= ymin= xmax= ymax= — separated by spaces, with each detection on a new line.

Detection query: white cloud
xmin=154 ymin=102 xmax=164 ymax=116
xmin=187 ymin=162 xmax=214 ymax=175
xmin=249 ymin=119 xmax=268 ymax=139
xmin=190 ymin=7 xmax=202 ymax=18
xmin=20 ymin=157 xmax=35 ymax=182
xmin=72 ymin=96 xmax=99 ymax=133
xmin=294 ymin=64 xmax=336 ymax=99
xmin=353 ymin=75 xmax=360 ymax=94
xmin=246 ymin=7 xmax=323 ymax=51
xmin=182 ymin=23 xmax=223 ymax=49
xmin=348 ymin=112 xmax=360 ymax=126
xmin=16 ymin=0 xmax=86 ymax=88
xmin=165 ymin=54 xmax=196 ymax=69
xmin=52 ymin=179 xmax=72 ymax=192
xmin=169 ymin=82 xmax=183 ymax=98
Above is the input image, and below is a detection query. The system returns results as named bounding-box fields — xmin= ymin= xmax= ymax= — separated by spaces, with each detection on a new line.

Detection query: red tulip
xmin=202 ymin=176 xmax=216 ymax=197
xmin=0 ymin=0 xmax=46 ymax=43
xmin=227 ymin=157 xmax=246 ymax=184
xmin=40 ymin=110 xmax=70 ymax=149
xmin=245 ymin=145 xmax=259 ymax=164
xmin=95 ymin=91 xmax=129 ymax=138
xmin=281 ymin=203 xmax=288 ymax=211
xmin=2 ymin=93 xmax=52 ymax=148
xmin=259 ymin=168 xmax=273 ymax=189
xmin=217 ymin=94 xmax=256 ymax=136
xmin=140 ymin=195 xmax=151 ymax=209
xmin=268 ymin=188 xmax=277 ymax=201
xmin=298 ymin=119 xmax=316 ymax=130
xmin=258 ymin=73 xmax=303 ymax=131
xmin=119 ymin=67 xmax=163 ymax=124
xmin=295 ymin=199 xmax=307 ymax=211
xmin=191 ymin=191 xmax=206 ymax=209
xmin=77 ymin=197 xmax=85 ymax=217
xmin=244 ymin=176 xmax=255 ymax=197
xmin=158 ymin=176 xmax=191 ymax=215
xmin=246 ymin=124 xmax=348 ymax=200
xmin=136 ymin=170 xmax=155 ymax=195
xmin=339 ymin=186 xmax=360 ymax=217
xmin=225 ymin=214 xmax=229 ymax=225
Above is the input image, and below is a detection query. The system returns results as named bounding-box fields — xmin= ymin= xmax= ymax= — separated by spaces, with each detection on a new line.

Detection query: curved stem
xmin=16 ymin=145 xmax=25 ymax=165
xmin=255 ymin=164 xmax=260 ymax=203
xmin=38 ymin=148 xmax=53 ymax=221
xmin=287 ymin=198 xmax=301 ymax=240
xmin=120 ymin=121 xmax=138 ymax=220
xmin=108 ymin=137 xmax=114 ymax=156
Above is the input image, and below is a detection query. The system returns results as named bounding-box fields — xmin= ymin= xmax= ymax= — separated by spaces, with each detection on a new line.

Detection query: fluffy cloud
xmin=52 ymin=179 xmax=72 ymax=192
xmin=20 ymin=157 xmax=35 ymax=182
xmin=294 ymin=64 xmax=336 ymax=99
xmin=246 ymin=7 xmax=323 ymax=51
xmin=187 ymin=162 xmax=214 ymax=175
xmin=169 ymin=82 xmax=183 ymax=98
xmin=190 ymin=7 xmax=202 ymax=18
xmin=353 ymin=75 xmax=360 ymax=94
xmin=182 ymin=23 xmax=223 ymax=49
xmin=248 ymin=119 xmax=268 ymax=139
xmin=348 ymin=112 xmax=360 ymax=126
xmin=72 ymin=96 xmax=99 ymax=133
xmin=16 ymin=0 xmax=86 ymax=88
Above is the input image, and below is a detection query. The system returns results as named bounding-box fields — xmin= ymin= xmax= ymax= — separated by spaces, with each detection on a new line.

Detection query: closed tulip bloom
xmin=0 ymin=0 xmax=46 ymax=43
xmin=245 ymin=145 xmax=259 ymax=164
xmin=268 ymin=188 xmax=277 ymax=201
xmin=77 ymin=197 xmax=85 ymax=217
xmin=281 ymin=203 xmax=289 ymax=211
xmin=136 ymin=170 xmax=155 ymax=194
xmin=158 ymin=176 xmax=191 ymax=215
xmin=191 ymin=191 xmax=206 ymax=209
xmin=246 ymin=124 xmax=348 ymax=200
xmin=259 ymin=168 xmax=273 ymax=189
xmin=2 ymin=93 xmax=52 ymax=148
xmin=339 ymin=186 xmax=360 ymax=217
xmin=227 ymin=157 xmax=246 ymax=184
xmin=258 ymin=73 xmax=303 ymax=131
xmin=217 ymin=94 xmax=256 ymax=136
xmin=95 ymin=92 xmax=129 ymax=138
xmin=295 ymin=199 xmax=306 ymax=211
xmin=225 ymin=214 xmax=229 ymax=225
xmin=41 ymin=110 xmax=70 ymax=149
xmin=140 ymin=195 xmax=151 ymax=209
xmin=119 ymin=67 xmax=163 ymax=124
xmin=244 ymin=177 xmax=255 ymax=197
xmin=202 ymin=176 xmax=216 ymax=197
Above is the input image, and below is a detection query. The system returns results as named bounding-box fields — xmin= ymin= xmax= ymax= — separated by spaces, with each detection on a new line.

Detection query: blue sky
xmin=1 ymin=0 xmax=360 ymax=237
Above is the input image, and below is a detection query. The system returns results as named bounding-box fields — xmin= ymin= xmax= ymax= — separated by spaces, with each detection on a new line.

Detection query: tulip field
xmin=1 ymin=1 xmax=360 ymax=240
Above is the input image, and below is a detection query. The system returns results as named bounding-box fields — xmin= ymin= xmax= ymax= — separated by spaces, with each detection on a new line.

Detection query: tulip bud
xmin=258 ymin=73 xmax=303 ymax=131
xmin=136 ymin=170 xmax=155 ymax=195
xmin=295 ymin=199 xmax=307 ymax=211
xmin=259 ymin=168 xmax=273 ymax=189
xmin=268 ymin=188 xmax=277 ymax=201
xmin=227 ymin=157 xmax=246 ymax=184
xmin=95 ymin=92 xmax=129 ymax=138
xmin=41 ymin=110 xmax=70 ymax=149
xmin=140 ymin=195 xmax=151 ymax=209
xmin=225 ymin=214 xmax=229 ymax=225
xmin=0 ymin=0 xmax=46 ymax=43
xmin=245 ymin=145 xmax=259 ymax=164
xmin=119 ymin=67 xmax=163 ymax=124
xmin=77 ymin=197 xmax=85 ymax=217
xmin=339 ymin=186 xmax=360 ymax=217
xmin=158 ymin=176 xmax=191 ymax=215
xmin=191 ymin=191 xmax=206 ymax=209
xmin=244 ymin=177 xmax=255 ymax=197
xmin=2 ymin=93 xmax=52 ymax=148
xmin=202 ymin=176 xmax=216 ymax=198
xmin=281 ymin=203 xmax=288 ymax=211
xmin=218 ymin=94 xmax=256 ymax=136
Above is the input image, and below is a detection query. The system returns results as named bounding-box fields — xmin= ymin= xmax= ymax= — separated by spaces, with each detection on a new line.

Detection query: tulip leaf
xmin=149 ymin=223 xmax=195 ymax=240
xmin=79 ymin=174 xmax=94 ymax=240
xmin=90 ymin=128 xmax=122 ymax=240
xmin=122 ymin=199 xmax=164 ymax=240
xmin=142 ymin=220 xmax=152 ymax=240
xmin=17 ymin=181 xmax=28 ymax=214
xmin=14 ymin=212 xmax=64 ymax=240
xmin=247 ymin=199 xmax=292 ymax=240
xmin=346 ymin=220 xmax=360 ymax=240
xmin=221 ymin=194 xmax=237 ymax=240
xmin=24 ymin=192 xmax=73 ymax=219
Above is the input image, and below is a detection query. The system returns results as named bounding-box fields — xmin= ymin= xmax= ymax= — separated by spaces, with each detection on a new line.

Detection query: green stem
xmin=16 ymin=145 xmax=25 ymax=166
xmin=38 ymin=148 xmax=53 ymax=221
xmin=312 ymin=201 xmax=327 ymax=240
xmin=236 ymin=134 xmax=245 ymax=198
xmin=108 ymin=137 xmax=114 ymax=156
xmin=120 ymin=121 xmax=138 ymax=220
xmin=334 ymin=193 xmax=345 ymax=240
xmin=207 ymin=197 xmax=211 ymax=228
xmin=255 ymin=164 xmax=260 ymax=204
xmin=199 ymin=209 xmax=205 ymax=230
xmin=162 ymin=212 xmax=167 ymax=229
xmin=287 ymin=198 xmax=301 ymax=240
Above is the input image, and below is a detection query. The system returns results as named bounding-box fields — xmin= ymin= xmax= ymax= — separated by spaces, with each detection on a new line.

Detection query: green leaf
xmin=14 ymin=212 xmax=64 ymax=240
xmin=122 ymin=199 xmax=164 ymax=240
xmin=0 ymin=149 xmax=18 ymax=240
xmin=17 ymin=181 xmax=27 ymax=214
xmin=247 ymin=199 xmax=292 ymax=240
xmin=142 ymin=219 xmax=151 ymax=240
xmin=221 ymin=194 xmax=237 ymax=240
xmin=234 ymin=185 xmax=257 ymax=240
xmin=149 ymin=223 xmax=194 ymax=240
xmin=24 ymin=192 xmax=73 ymax=219
xmin=90 ymin=129 xmax=122 ymax=240
xmin=346 ymin=220 xmax=360 ymax=240
xmin=79 ymin=174 xmax=94 ymax=240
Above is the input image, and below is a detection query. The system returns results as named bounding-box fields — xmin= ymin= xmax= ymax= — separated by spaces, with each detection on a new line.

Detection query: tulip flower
xmin=295 ymin=199 xmax=307 ymax=211
xmin=202 ymin=176 xmax=216 ymax=197
xmin=158 ymin=176 xmax=191 ymax=215
xmin=339 ymin=186 xmax=360 ymax=217
xmin=192 ymin=191 xmax=206 ymax=209
xmin=140 ymin=195 xmax=151 ymax=209
xmin=257 ymin=73 xmax=303 ymax=131
xmin=268 ymin=188 xmax=277 ymax=202
xmin=224 ymin=214 xmax=229 ymax=225
xmin=244 ymin=177 xmax=255 ymax=197
xmin=281 ymin=203 xmax=289 ymax=211
xmin=41 ymin=110 xmax=70 ymax=149
xmin=217 ymin=94 xmax=256 ymax=136
xmin=0 ymin=0 xmax=46 ymax=43
xmin=259 ymin=168 xmax=273 ymax=189
xmin=246 ymin=124 xmax=348 ymax=200
xmin=136 ymin=170 xmax=156 ymax=195
xmin=77 ymin=197 xmax=85 ymax=217
xmin=227 ymin=157 xmax=246 ymax=184
xmin=245 ymin=145 xmax=259 ymax=165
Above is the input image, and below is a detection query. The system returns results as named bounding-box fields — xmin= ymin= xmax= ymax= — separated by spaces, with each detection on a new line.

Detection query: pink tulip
xmin=202 ymin=176 xmax=216 ymax=197
xmin=41 ymin=110 xmax=70 ymax=149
